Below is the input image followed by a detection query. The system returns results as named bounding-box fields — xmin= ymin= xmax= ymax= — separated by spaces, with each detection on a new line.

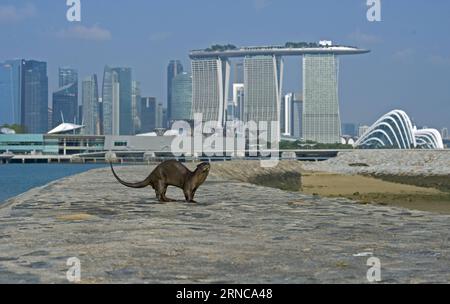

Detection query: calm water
xmin=0 ymin=164 xmax=106 ymax=203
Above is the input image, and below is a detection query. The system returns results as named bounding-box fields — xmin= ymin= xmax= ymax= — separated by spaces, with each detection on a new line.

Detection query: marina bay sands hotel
xmin=189 ymin=41 xmax=369 ymax=143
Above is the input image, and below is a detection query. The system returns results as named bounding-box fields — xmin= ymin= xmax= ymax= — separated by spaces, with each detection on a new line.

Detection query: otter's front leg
xmin=183 ymin=186 xmax=196 ymax=203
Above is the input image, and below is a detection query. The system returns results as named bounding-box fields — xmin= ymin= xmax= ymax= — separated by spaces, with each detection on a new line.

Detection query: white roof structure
xmin=47 ymin=123 xmax=84 ymax=134
xmin=355 ymin=110 xmax=444 ymax=150
xmin=136 ymin=132 xmax=158 ymax=137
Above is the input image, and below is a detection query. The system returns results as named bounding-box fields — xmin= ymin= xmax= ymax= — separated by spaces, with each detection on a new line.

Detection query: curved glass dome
xmin=355 ymin=110 xmax=443 ymax=149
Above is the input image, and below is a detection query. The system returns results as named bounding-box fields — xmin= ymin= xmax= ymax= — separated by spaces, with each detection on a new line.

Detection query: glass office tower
xmin=102 ymin=66 xmax=132 ymax=135
xmin=22 ymin=60 xmax=49 ymax=134
xmin=140 ymin=97 xmax=156 ymax=133
xmin=0 ymin=60 xmax=23 ymax=125
xmin=171 ymin=72 xmax=192 ymax=122
xmin=82 ymin=74 xmax=100 ymax=135
xmin=52 ymin=82 xmax=78 ymax=127
xmin=167 ymin=60 xmax=184 ymax=125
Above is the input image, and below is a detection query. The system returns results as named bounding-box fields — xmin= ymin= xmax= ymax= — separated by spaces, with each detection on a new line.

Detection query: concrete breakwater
xmin=0 ymin=163 xmax=449 ymax=283
xmin=302 ymin=150 xmax=450 ymax=176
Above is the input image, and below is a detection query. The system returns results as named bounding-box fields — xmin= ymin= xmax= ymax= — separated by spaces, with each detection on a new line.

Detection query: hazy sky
xmin=1 ymin=0 xmax=449 ymax=128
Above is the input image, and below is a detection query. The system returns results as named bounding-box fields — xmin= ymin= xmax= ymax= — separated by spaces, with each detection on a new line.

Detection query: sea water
xmin=0 ymin=164 xmax=106 ymax=203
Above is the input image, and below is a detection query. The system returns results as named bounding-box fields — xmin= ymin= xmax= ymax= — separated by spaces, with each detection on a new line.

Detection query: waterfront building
xmin=355 ymin=110 xmax=444 ymax=149
xmin=171 ymin=72 xmax=192 ymax=122
xmin=189 ymin=42 xmax=368 ymax=143
xmin=167 ymin=60 xmax=184 ymax=125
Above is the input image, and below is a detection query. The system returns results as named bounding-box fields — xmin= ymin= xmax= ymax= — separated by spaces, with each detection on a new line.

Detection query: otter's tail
xmin=109 ymin=162 xmax=152 ymax=188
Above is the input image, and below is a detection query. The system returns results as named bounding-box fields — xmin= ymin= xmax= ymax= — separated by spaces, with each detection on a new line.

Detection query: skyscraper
xmin=243 ymin=55 xmax=283 ymax=143
xmin=102 ymin=66 xmax=132 ymax=135
xmin=82 ymin=74 xmax=100 ymax=135
xmin=291 ymin=94 xmax=303 ymax=139
xmin=140 ymin=97 xmax=156 ymax=133
xmin=22 ymin=60 xmax=49 ymax=133
xmin=156 ymin=103 xmax=164 ymax=129
xmin=167 ymin=60 xmax=183 ymax=125
xmin=102 ymin=66 xmax=120 ymax=135
xmin=281 ymin=93 xmax=293 ymax=136
xmin=233 ymin=61 xmax=244 ymax=84
xmin=78 ymin=105 xmax=83 ymax=125
xmin=52 ymin=67 xmax=78 ymax=127
xmin=232 ymin=83 xmax=244 ymax=121
xmin=171 ymin=72 xmax=192 ymax=122
xmin=0 ymin=60 xmax=23 ymax=125
xmin=102 ymin=66 xmax=115 ymax=135
xmin=59 ymin=67 xmax=78 ymax=88
xmin=131 ymin=81 xmax=141 ymax=134
xmin=114 ymin=67 xmax=133 ymax=135
xmin=52 ymin=81 xmax=78 ymax=127
xmin=191 ymin=58 xmax=230 ymax=127
xmin=342 ymin=123 xmax=357 ymax=137
xmin=302 ymin=54 xmax=341 ymax=143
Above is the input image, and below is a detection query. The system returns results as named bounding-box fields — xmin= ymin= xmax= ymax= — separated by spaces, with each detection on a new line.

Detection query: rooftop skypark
xmin=189 ymin=41 xmax=370 ymax=59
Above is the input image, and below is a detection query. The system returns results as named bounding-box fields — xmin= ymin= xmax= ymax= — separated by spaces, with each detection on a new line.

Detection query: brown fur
xmin=110 ymin=160 xmax=210 ymax=202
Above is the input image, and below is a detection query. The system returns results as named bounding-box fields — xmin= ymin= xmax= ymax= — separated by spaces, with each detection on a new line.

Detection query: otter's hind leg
xmin=155 ymin=180 xmax=174 ymax=202
xmin=154 ymin=180 xmax=165 ymax=202
xmin=161 ymin=185 xmax=175 ymax=202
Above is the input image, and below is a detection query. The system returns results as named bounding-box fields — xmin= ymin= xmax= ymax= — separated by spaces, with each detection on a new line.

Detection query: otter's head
xmin=193 ymin=162 xmax=210 ymax=185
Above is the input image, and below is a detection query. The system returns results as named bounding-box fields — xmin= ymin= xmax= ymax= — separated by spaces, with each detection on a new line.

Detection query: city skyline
xmin=1 ymin=1 xmax=450 ymax=130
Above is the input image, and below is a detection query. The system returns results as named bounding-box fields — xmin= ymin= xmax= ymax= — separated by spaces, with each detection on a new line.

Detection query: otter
xmin=110 ymin=160 xmax=210 ymax=203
